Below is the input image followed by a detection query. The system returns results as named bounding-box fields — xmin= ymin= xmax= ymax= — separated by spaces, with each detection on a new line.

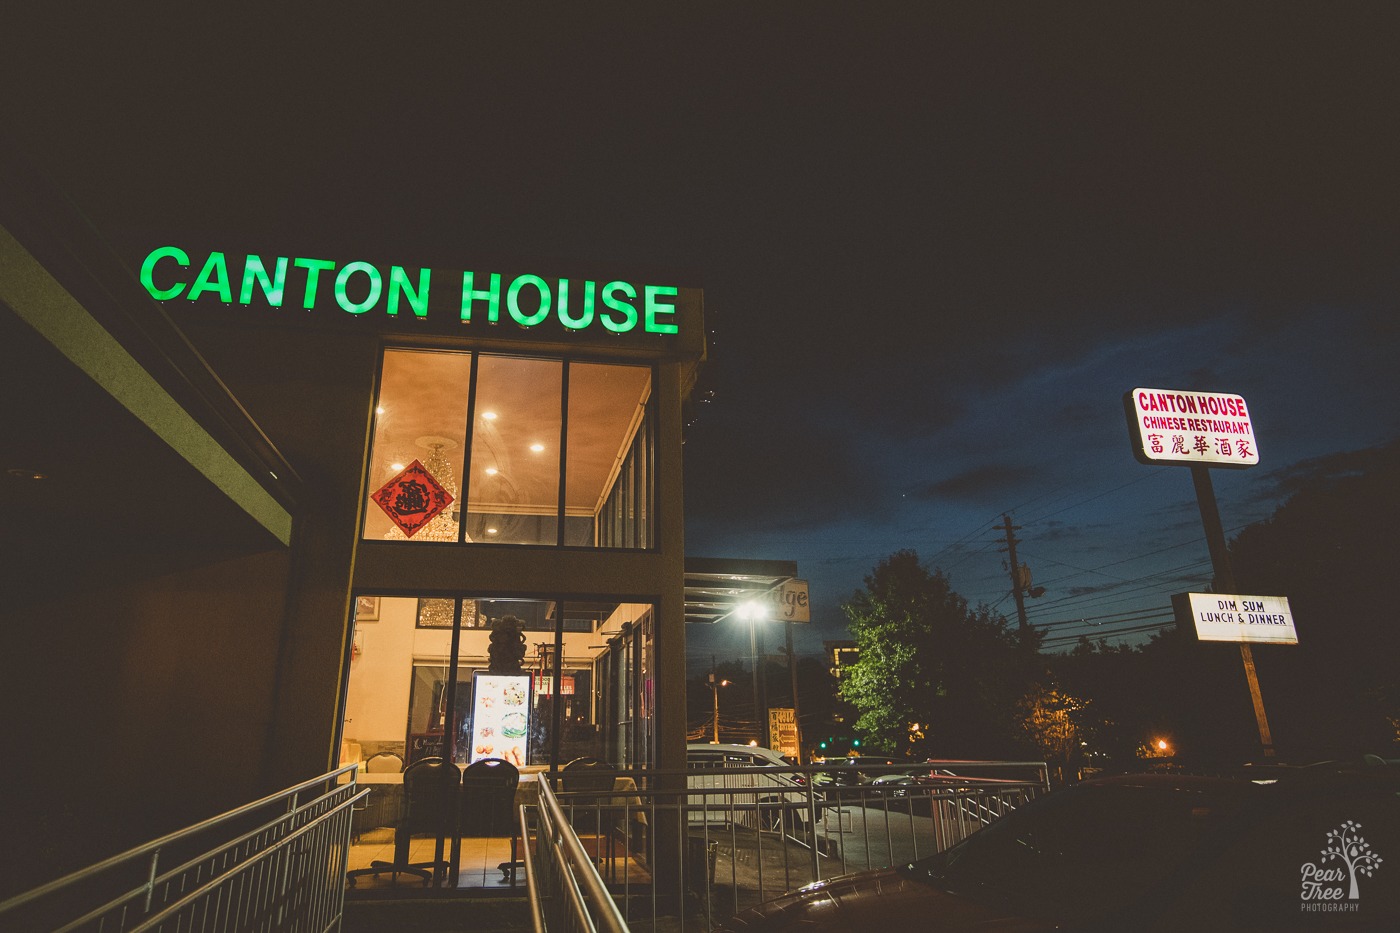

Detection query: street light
xmin=738 ymin=600 xmax=771 ymax=747
xmin=706 ymin=672 xmax=731 ymax=743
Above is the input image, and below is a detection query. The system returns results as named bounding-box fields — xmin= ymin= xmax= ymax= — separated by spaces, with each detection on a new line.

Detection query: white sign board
xmin=764 ymin=579 xmax=810 ymax=623
xmin=469 ymin=672 xmax=531 ymax=766
xmin=1125 ymin=388 xmax=1259 ymax=468
xmin=1174 ymin=593 xmax=1297 ymax=645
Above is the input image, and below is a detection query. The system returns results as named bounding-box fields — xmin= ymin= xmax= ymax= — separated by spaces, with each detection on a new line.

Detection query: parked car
xmin=688 ymin=743 xmax=815 ymax=832
xmin=813 ymin=754 xmax=905 ymax=788
xmin=719 ymin=761 xmax=1400 ymax=931
xmin=869 ymin=763 xmax=969 ymax=791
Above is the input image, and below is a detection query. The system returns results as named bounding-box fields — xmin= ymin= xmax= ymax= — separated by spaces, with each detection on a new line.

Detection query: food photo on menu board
xmin=469 ymin=672 xmax=531 ymax=766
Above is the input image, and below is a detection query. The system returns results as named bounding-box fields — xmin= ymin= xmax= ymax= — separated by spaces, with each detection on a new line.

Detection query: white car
xmin=686 ymin=743 xmax=814 ymax=833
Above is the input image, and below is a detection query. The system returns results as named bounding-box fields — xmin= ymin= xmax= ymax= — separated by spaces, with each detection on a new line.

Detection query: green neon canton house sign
xmin=138 ymin=246 xmax=680 ymax=335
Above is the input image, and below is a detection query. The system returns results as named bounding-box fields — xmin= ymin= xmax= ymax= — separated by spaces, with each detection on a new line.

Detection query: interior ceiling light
xmin=391 ymin=462 xmax=405 ymax=471
xmin=485 ymin=467 xmax=499 ymax=476
xmin=375 ymin=406 xmax=385 ymax=415
xmin=486 ymin=527 xmax=499 ymax=535
xmin=482 ymin=411 xmax=498 ymax=421
xmin=530 ymin=443 xmax=545 ymax=452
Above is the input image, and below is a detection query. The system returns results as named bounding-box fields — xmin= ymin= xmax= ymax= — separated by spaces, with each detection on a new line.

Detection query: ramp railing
xmin=525 ymin=758 xmax=1048 ymax=932
xmin=0 ymin=764 xmax=367 ymax=933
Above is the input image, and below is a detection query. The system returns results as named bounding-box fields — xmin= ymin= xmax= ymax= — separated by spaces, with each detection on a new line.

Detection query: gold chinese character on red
xmin=371 ymin=460 xmax=454 ymax=538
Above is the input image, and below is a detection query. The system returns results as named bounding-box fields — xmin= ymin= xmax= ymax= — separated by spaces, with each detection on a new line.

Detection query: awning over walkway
xmin=684 ymin=556 xmax=798 ymax=625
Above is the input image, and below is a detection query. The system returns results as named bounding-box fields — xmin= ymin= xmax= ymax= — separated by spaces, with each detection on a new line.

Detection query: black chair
xmin=560 ymin=757 xmax=622 ymax=874
xmin=347 ymin=756 xmax=458 ymax=887
xmin=452 ymin=757 xmax=521 ymax=885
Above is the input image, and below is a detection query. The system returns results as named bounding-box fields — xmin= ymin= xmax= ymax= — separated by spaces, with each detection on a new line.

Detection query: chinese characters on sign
xmin=1124 ymin=388 xmax=1260 ymax=468
xmin=768 ymin=708 xmax=799 ymax=760
xmin=370 ymin=459 xmax=454 ymax=537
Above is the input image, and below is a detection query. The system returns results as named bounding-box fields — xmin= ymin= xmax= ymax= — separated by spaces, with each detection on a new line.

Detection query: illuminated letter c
xmin=140 ymin=246 xmax=190 ymax=300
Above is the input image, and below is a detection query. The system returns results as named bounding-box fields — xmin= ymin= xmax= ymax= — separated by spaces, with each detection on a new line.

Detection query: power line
xmin=1020 ymin=519 xmax=1255 ymax=594
xmin=1024 ymin=557 xmax=1212 ymax=616
xmin=1019 ymin=469 xmax=1170 ymax=528
xmin=1031 ymin=605 xmax=1173 ymax=630
xmin=1040 ymin=620 xmax=1177 ymax=649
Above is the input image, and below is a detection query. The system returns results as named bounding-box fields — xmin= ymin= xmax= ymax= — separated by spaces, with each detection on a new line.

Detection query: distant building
xmin=825 ymin=639 xmax=859 ymax=680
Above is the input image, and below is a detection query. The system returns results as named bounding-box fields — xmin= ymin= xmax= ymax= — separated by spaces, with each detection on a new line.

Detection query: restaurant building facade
xmin=0 ymin=150 xmax=706 ymax=893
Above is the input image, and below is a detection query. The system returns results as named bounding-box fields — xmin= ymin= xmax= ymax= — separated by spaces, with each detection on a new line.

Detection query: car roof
xmin=1078 ymin=763 xmax=1400 ymax=800
xmin=688 ymin=743 xmax=783 ymax=755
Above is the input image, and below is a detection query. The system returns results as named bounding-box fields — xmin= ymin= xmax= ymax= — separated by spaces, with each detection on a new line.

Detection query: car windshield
xmin=909 ymin=782 xmax=1247 ymax=924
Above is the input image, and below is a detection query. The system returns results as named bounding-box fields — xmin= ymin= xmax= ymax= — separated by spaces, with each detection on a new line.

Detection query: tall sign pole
xmin=1190 ymin=465 xmax=1275 ymax=757
xmin=1124 ymin=387 xmax=1276 ymax=759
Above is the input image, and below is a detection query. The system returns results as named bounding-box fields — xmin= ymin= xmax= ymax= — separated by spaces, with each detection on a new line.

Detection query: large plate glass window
xmin=363 ymin=350 xmax=471 ymax=542
xmin=341 ymin=595 xmax=653 ymax=775
xmin=362 ymin=351 xmax=653 ymax=549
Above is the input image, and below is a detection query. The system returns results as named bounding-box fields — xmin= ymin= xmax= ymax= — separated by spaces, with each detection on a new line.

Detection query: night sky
xmin=5 ymin=7 xmax=1399 ymax=669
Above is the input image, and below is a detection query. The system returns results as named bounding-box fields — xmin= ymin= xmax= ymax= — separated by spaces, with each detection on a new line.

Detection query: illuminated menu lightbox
xmin=468 ymin=672 xmax=532 ymax=766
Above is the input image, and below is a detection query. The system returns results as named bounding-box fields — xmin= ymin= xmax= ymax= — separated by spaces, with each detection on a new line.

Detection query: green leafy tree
xmin=840 ymin=550 xmax=1033 ymax=758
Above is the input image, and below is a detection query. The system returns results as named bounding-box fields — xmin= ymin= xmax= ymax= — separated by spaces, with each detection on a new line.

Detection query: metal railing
xmin=0 ymin=764 xmax=368 ymax=933
xmin=526 ymin=777 xmax=629 ymax=933
xmin=526 ymin=759 xmax=1048 ymax=932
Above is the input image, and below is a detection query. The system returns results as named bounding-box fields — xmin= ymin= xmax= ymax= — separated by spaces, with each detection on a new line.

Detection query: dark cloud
xmin=915 ymin=464 xmax=1039 ymax=504
xmin=1067 ymin=584 xmax=1118 ymax=599
xmin=1028 ymin=520 xmax=1115 ymax=547
xmin=1249 ymin=442 xmax=1399 ymax=504
xmin=683 ymin=409 xmax=891 ymax=536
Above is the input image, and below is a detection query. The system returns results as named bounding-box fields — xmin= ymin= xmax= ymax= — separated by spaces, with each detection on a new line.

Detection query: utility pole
xmin=1001 ymin=513 xmax=1030 ymax=630
xmin=785 ymin=618 xmax=804 ymax=763
xmin=756 ymin=621 xmax=770 ymax=748
xmin=707 ymin=659 xmax=729 ymax=745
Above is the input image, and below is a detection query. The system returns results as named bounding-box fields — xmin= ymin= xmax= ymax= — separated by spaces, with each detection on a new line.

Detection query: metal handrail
xmin=0 ymin=764 xmax=366 ymax=933
xmin=520 ymin=804 xmax=547 ymax=932
xmin=532 ymin=758 xmax=1047 ymax=932
xmin=532 ymin=777 xmax=630 ymax=933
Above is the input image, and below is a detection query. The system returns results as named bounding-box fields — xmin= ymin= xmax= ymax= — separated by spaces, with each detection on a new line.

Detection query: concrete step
xmin=343 ymin=895 xmax=531 ymax=933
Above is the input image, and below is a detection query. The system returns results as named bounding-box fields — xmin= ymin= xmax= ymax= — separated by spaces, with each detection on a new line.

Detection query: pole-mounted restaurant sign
xmin=1123 ymin=385 xmax=1290 ymax=759
xmin=138 ymin=245 xmax=682 ymax=336
xmin=1124 ymin=387 xmax=1258 ymax=468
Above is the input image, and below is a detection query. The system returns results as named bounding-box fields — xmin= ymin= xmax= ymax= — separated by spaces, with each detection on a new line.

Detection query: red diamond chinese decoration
xmin=371 ymin=459 xmax=455 ymax=538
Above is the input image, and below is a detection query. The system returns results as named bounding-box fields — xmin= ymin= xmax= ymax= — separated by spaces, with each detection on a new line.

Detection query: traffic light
xmin=852 ymin=739 xmax=861 ymax=748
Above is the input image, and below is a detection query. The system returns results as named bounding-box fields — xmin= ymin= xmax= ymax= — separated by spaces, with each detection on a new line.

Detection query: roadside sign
xmin=1124 ymin=388 xmax=1259 ymax=468
xmin=768 ymin=708 xmax=799 ymax=759
xmin=764 ymin=579 xmax=810 ymax=622
xmin=1172 ymin=593 xmax=1297 ymax=645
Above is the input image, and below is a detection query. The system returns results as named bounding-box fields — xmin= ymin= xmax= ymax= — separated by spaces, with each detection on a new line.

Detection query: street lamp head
xmin=738 ymin=600 xmax=769 ymax=621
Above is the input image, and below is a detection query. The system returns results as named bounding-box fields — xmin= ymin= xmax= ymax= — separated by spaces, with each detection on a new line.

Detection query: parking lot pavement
xmin=689 ymin=802 xmax=950 ymax=921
